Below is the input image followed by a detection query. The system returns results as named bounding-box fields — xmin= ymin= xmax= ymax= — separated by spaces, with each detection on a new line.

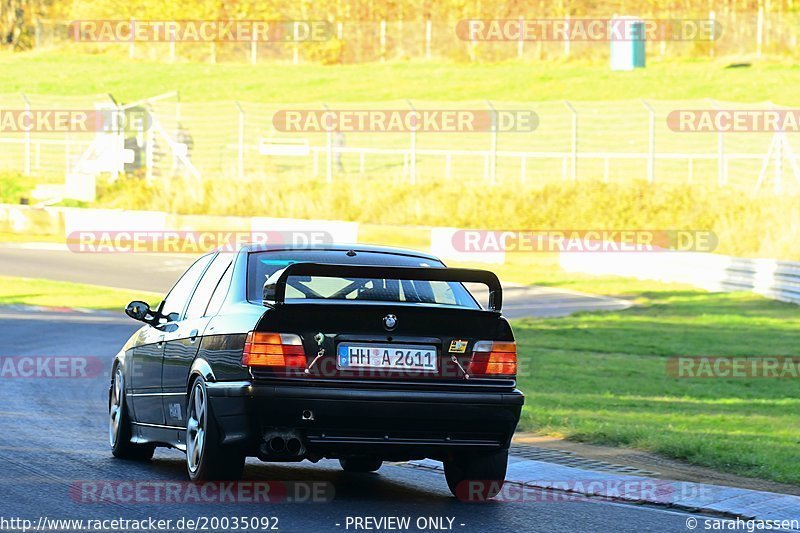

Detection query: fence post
xmin=565 ymin=100 xmax=578 ymax=181
xmin=250 ymin=40 xmax=257 ymax=65
xmin=236 ymin=102 xmax=245 ymax=180
xmin=210 ymin=42 xmax=216 ymax=64
xmin=709 ymin=10 xmax=716 ymax=58
xmin=643 ymin=99 xmax=655 ymax=184
xmin=710 ymin=99 xmax=726 ymax=186
xmin=517 ymin=17 xmax=524 ymax=59
xmin=324 ymin=103 xmax=333 ymax=183
xmin=774 ymin=133 xmax=783 ymax=194
xmin=145 ymin=108 xmax=154 ymax=183
xmin=425 ymin=20 xmax=432 ymax=59
xmin=407 ymin=100 xmax=417 ymax=185
xmin=292 ymin=23 xmax=299 ymax=65
xmin=21 ymin=94 xmax=31 ymax=176
xmin=380 ymin=20 xmax=387 ymax=62
xmin=564 ymin=14 xmax=570 ymax=57
xmin=756 ymin=6 xmax=764 ymax=58
xmin=129 ymin=19 xmax=135 ymax=59
xmin=486 ymin=100 xmax=498 ymax=186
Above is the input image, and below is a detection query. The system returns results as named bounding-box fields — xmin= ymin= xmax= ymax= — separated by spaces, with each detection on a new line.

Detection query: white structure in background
xmin=65 ymin=103 xmax=134 ymax=202
xmin=560 ymin=251 xmax=800 ymax=305
xmin=754 ymin=130 xmax=800 ymax=193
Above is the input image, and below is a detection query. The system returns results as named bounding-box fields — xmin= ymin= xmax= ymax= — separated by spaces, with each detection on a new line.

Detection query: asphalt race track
xmin=0 ymin=308 xmax=722 ymax=533
xmin=0 ymin=243 xmax=721 ymax=532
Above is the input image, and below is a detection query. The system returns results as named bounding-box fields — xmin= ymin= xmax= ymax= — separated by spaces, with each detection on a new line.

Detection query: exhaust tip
xmin=268 ymin=436 xmax=286 ymax=452
xmin=286 ymin=438 xmax=302 ymax=455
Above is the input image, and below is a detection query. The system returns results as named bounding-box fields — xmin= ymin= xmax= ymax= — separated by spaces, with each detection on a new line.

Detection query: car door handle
xmin=157 ymin=335 xmax=165 ymax=347
xmin=189 ymin=329 xmax=199 ymax=343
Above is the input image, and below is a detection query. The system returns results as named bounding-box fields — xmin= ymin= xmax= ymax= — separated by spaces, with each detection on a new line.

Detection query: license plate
xmin=337 ymin=344 xmax=438 ymax=372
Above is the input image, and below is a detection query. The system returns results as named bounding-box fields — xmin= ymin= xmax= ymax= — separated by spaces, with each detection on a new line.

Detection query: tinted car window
xmin=185 ymin=253 xmax=233 ymax=319
xmin=248 ymin=250 xmax=478 ymax=308
xmin=161 ymin=254 xmax=213 ymax=319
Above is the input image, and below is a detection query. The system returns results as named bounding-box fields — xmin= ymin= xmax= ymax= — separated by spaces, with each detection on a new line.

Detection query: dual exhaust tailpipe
xmin=260 ymin=430 xmax=306 ymax=461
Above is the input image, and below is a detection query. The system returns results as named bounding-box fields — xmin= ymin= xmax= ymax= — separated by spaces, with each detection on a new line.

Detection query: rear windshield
xmin=247 ymin=250 xmax=480 ymax=309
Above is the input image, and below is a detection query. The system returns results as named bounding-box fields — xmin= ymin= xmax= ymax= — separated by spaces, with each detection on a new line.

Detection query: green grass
xmin=513 ymin=287 xmax=800 ymax=485
xmin=0 ymin=276 xmax=161 ymax=311
xmin=2 ymin=52 xmax=800 ymax=104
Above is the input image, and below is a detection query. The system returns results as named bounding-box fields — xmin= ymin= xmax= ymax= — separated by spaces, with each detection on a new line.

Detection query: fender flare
xmin=187 ymin=358 xmax=216 ymax=394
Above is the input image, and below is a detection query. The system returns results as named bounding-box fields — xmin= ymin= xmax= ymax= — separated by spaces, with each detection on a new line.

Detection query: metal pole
xmin=129 ymin=19 xmax=135 ymax=60
xmin=643 ymin=99 xmax=655 ymax=184
xmin=293 ymin=23 xmax=299 ymax=65
xmin=486 ymin=100 xmax=498 ymax=186
xmin=324 ymin=103 xmax=332 ymax=183
xmin=710 ymin=99 xmax=725 ymax=186
xmin=236 ymin=102 xmax=245 ymax=180
xmin=756 ymin=6 xmax=764 ymax=58
xmin=251 ymin=40 xmax=257 ymax=65
xmin=21 ymin=94 xmax=31 ymax=176
xmin=564 ymin=14 xmax=570 ymax=57
xmin=425 ymin=20 xmax=432 ymax=60
xmin=565 ymin=101 xmax=578 ymax=181
xmin=517 ymin=17 xmax=524 ymax=59
xmin=380 ymin=20 xmax=387 ymax=62
xmin=407 ymin=99 xmax=417 ymax=185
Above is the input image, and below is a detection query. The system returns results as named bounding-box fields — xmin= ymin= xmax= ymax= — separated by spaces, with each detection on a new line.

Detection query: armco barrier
xmin=560 ymin=251 xmax=800 ymax=305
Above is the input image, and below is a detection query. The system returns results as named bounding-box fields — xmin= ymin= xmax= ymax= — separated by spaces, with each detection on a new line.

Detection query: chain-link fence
xmin=1 ymin=93 xmax=799 ymax=200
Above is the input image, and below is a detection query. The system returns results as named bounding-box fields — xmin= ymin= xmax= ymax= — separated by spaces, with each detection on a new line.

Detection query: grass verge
xmin=0 ymin=276 xmax=161 ymax=311
xmin=2 ymin=53 xmax=800 ymax=104
xmin=513 ymin=286 xmax=800 ymax=485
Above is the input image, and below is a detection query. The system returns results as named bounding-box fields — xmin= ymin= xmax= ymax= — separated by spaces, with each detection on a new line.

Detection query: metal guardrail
xmin=560 ymin=252 xmax=800 ymax=305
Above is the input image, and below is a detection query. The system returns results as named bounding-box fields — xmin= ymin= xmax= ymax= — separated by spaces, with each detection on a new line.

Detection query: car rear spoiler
xmin=263 ymin=262 xmax=503 ymax=311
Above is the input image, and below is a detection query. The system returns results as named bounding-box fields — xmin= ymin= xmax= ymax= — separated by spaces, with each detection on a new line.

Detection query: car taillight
xmin=242 ymin=332 xmax=307 ymax=368
xmin=467 ymin=340 xmax=517 ymax=377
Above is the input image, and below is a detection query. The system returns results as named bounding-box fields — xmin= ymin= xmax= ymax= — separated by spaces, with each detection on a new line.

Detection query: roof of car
xmin=239 ymin=242 xmax=442 ymax=262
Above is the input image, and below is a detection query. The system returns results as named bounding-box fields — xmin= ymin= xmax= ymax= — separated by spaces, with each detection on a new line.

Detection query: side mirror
xmin=125 ymin=300 xmax=151 ymax=323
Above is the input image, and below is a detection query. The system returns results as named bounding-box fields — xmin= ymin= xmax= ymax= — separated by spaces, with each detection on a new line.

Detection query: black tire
xmin=186 ymin=377 xmax=245 ymax=482
xmin=109 ymin=365 xmax=155 ymax=461
xmin=339 ymin=457 xmax=383 ymax=473
xmin=444 ymin=448 xmax=509 ymax=501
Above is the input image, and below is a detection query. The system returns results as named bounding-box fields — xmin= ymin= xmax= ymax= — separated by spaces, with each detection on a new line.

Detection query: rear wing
xmin=263 ymin=262 xmax=503 ymax=311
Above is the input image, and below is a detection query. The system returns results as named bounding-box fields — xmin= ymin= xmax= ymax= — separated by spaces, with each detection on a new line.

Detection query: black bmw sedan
xmin=109 ymin=244 xmax=524 ymax=499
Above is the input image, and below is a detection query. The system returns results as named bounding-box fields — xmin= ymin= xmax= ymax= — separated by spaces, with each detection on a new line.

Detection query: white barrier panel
xmin=429 ymin=227 xmax=505 ymax=264
xmin=560 ymin=251 xmax=800 ymax=305
xmin=250 ymin=217 xmax=358 ymax=245
xmin=63 ymin=208 xmax=168 ymax=236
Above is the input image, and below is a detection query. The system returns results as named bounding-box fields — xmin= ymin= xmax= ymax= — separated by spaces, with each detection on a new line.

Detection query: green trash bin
xmin=610 ymin=17 xmax=646 ymax=70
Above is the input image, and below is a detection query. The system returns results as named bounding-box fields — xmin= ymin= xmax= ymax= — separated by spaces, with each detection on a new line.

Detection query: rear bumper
xmin=206 ymin=380 xmax=524 ymax=460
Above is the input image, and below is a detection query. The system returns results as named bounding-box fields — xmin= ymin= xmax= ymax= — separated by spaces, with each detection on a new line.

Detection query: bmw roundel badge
xmin=383 ymin=314 xmax=398 ymax=331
